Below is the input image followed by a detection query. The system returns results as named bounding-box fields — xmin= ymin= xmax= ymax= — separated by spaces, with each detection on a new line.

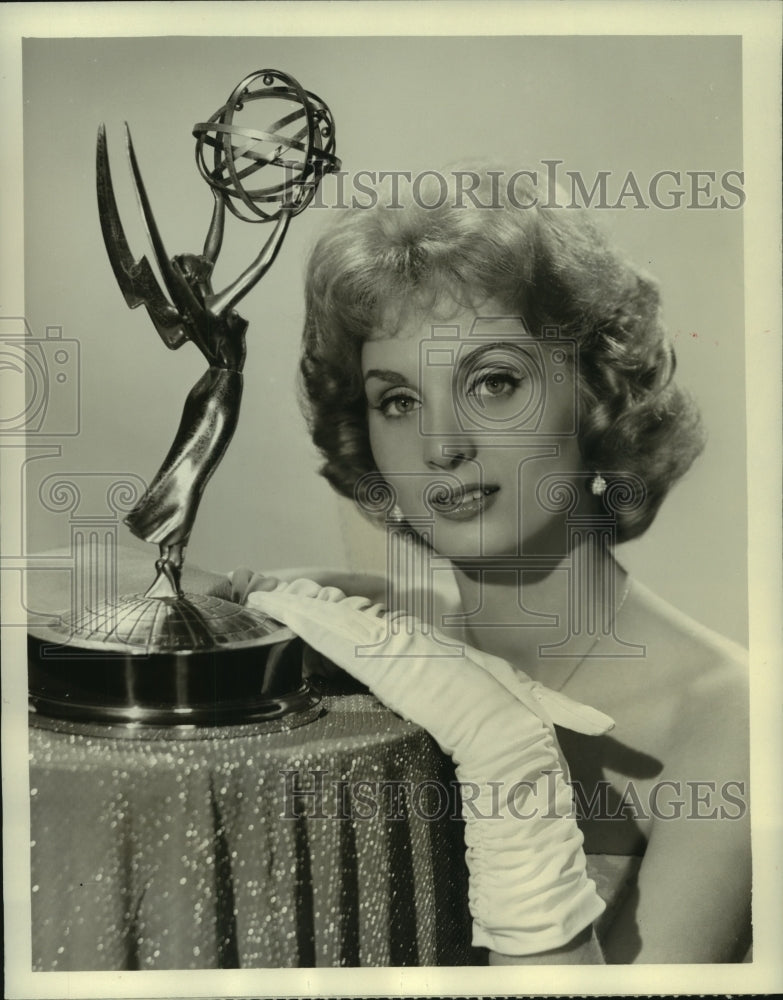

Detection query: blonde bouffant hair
xmin=299 ymin=167 xmax=704 ymax=542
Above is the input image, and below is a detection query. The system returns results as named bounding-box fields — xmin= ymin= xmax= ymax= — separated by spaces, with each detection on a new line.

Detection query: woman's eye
xmin=467 ymin=371 xmax=522 ymax=401
xmin=377 ymin=392 xmax=421 ymax=418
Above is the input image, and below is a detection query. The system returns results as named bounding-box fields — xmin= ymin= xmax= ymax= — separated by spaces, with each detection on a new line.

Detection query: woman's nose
xmin=425 ymin=443 xmax=477 ymax=470
xmin=422 ymin=400 xmax=478 ymax=469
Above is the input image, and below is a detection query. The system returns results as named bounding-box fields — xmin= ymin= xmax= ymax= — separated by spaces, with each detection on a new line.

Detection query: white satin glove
xmin=243 ymin=574 xmax=614 ymax=957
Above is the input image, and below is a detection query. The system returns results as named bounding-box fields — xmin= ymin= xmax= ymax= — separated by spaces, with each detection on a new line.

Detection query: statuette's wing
xmin=96 ymin=124 xmax=187 ymax=349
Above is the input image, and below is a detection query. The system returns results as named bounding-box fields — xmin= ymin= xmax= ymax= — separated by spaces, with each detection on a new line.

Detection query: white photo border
xmin=2 ymin=2 xmax=781 ymax=997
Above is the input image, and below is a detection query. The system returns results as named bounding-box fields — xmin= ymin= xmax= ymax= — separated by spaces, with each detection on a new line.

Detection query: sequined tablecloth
xmin=30 ymin=694 xmax=479 ymax=970
xmin=27 ymin=549 xmax=642 ymax=969
xmin=30 ymin=693 xmax=642 ymax=971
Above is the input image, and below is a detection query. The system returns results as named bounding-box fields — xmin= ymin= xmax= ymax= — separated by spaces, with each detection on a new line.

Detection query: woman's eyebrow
xmin=363 ymin=368 xmax=410 ymax=384
xmin=455 ymin=341 xmax=537 ymax=368
xmin=464 ymin=339 xmax=533 ymax=356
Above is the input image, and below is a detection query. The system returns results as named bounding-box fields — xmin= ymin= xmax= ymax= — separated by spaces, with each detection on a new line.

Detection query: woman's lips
xmin=428 ymin=484 xmax=500 ymax=522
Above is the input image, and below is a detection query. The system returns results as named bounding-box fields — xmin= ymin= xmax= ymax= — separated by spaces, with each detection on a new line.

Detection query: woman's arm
xmin=601 ymin=655 xmax=751 ymax=963
xmin=227 ymin=566 xmax=389 ymax=606
xmin=246 ymin=583 xmax=611 ymax=960
xmin=490 ymin=926 xmax=604 ymax=965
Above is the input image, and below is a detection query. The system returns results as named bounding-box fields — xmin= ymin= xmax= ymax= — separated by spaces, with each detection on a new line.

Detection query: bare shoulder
xmin=629 ymin=578 xmax=746 ymax=687
xmin=562 ymin=575 xmax=750 ymax=895
xmin=623 ymin=578 xmax=748 ymax=764
xmin=598 ymin=580 xmax=751 ymax=963
xmin=569 ymin=575 xmax=748 ymax=777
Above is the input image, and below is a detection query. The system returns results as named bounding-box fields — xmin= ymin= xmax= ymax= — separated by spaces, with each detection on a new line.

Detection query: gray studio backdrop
xmin=22 ymin=35 xmax=746 ymax=644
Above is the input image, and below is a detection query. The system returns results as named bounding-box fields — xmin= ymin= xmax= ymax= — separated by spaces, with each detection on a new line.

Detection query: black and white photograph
xmin=2 ymin=2 xmax=781 ymax=996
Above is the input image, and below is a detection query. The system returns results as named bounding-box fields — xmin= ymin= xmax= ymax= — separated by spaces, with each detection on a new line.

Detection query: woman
xmin=234 ymin=168 xmax=750 ymax=964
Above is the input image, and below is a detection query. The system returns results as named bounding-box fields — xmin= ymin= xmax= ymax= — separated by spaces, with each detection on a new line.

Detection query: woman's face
xmin=362 ymin=297 xmax=586 ymax=560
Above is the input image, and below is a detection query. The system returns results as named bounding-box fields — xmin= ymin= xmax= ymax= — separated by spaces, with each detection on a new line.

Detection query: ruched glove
xmin=239 ymin=572 xmax=614 ymax=956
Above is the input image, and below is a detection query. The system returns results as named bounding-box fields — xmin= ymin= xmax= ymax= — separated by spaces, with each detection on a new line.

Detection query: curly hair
xmin=299 ymin=168 xmax=705 ymax=542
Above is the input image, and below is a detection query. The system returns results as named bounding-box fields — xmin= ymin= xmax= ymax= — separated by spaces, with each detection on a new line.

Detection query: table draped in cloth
xmin=30 ymin=693 xmax=641 ymax=970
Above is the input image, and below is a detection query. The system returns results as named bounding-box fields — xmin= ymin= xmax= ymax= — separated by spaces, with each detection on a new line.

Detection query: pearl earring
xmin=590 ymin=473 xmax=607 ymax=496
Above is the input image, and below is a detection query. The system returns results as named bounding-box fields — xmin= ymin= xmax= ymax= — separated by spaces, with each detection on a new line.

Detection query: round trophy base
xmin=28 ymin=592 xmax=321 ymax=736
